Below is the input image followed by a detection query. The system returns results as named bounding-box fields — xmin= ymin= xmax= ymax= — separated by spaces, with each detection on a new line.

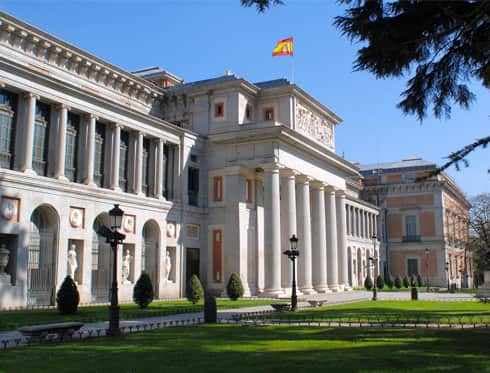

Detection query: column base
xmin=112 ymin=186 xmax=122 ymax=193
xmin=314 ymin=285 xmax=331 ymax=294
xmin=136 ymin=192 xmax=146 ymax=197
xmin=56 ymin=175 xmax=69 ymax=182
xmin=328 ymin=284 xmax=341 ymax=292
xmin=260 ymin=288 xmax=284 ymax=298
xmin=300 ymin=287 xmax=317 ymax=295
xmin=84 ymin=179 xmax=97 ymax=188
xmin=22 ymin=168 xmax=37 ymax=176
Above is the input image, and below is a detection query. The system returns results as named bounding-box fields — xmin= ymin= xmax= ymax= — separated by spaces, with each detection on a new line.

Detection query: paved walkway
xmin=0 ymin=291 xmax=477 ymax=349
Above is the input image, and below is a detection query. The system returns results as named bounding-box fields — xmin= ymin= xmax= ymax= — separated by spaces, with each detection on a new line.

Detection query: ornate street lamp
xmin=445 ymin=261 xmax=450 ymax=292
xmin=369 ymin=234 xmax=378 ymax=301
xmin=98 ymin=204 xmax=126 ymax=337
xmin=283 ymin=235 xmax=299 ymax=311
xmin=425 ymin=248 xmax=430 ymax=292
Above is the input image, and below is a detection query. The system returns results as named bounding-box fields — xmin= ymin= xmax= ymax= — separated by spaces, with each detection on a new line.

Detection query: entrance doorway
xmin=185 ymin=248 xmax=200 ymax=288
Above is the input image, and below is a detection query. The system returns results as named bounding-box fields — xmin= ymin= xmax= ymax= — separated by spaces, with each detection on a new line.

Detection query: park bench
xmin=476 ymin=289 xmax=490 ymax=303
xmin=307 ymin=300 xmax=326 ymax=307
xmin=18 ymin=322 xmax=84 ymax=341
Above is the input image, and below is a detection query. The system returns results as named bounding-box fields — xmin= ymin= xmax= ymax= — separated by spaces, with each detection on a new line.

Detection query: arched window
xmin=94 ymin=122 xmax=106 ymax=187
xmin=65 ymin=112 xmax=80 ymax=182
xmin=33 ymin=102 xmax=50 ymax=176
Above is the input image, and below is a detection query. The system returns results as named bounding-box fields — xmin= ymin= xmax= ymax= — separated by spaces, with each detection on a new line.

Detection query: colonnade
xmin=262 ymin=166 xmax=349 ymax=295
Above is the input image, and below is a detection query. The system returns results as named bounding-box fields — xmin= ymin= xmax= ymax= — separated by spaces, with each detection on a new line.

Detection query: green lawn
xmin=0 ymin=299 xmax=273 ymax=331
xmin=2 ymin=325 xmax=490 ymax=372
xmin=269 ymin=300 xmax=490 ymax=324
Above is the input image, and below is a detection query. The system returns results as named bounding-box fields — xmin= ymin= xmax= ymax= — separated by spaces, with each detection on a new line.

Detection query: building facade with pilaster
xmin=0 ymin=12 xmax=379 ymax=308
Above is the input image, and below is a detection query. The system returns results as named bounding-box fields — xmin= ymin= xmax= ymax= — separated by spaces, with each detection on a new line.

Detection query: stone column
xmin=311 ymin=182 xmax=328 ymax=292
xmin=111 ymin=124 xmax=121 ymax=191
xmin=296 ymin=176 xmax=315 ymax=294
xmin=336 ymin=191 xmax=349 ymax=290
xmin=345 ymin=204 xmax=350 ymax=237
xmin=134 ymin=131 xmax=144 ymax=196
xmin=21 ymin=92 xmax=38 ymax=175
xmin=54 ymin=103 xmax=69 ymax=181
xmin=155 ymin=138 xmax=165 ymax=199
xmin=263 ymin=165 xmax=282 ymax=295
xmin=281 ymin=171 xmax=297 ymax=291
xmin=83 ymin=114 xmax=97 ymax=187
xmin=325 ymin=186 xmax=339 ymax=291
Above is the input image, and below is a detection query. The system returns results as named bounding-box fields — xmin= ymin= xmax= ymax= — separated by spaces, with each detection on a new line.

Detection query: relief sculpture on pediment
xmin=295 ymin=103 xmax=334 ymax=149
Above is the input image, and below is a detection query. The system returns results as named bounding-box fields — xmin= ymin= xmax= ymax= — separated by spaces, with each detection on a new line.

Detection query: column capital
xmin=23 ymin=92 xmax=40 ymax=100
xmin=262 ymin=163 xmax=280 ymax=173
xmin=324 ymin=185 xmax=336 ymax=194
xmin=335 ymin=189 xmax=347 ymax=198
xmin=296 ymin=174 xmax=312 ymax=184
xmin=310 ymin=180 xmax=326 ymax=190
xmin=56 ymin=103 xmax=71 ymax=111
xmin=113 ymin=122 xmax=123 ymax=129
xmin=87 ymin=113 xmax=98 ymax=121
xmin=280 ymin=168 xmax=299 ymax=178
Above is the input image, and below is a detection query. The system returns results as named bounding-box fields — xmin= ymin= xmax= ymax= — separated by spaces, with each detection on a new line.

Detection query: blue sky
xmin=3 ymin=0 xmax=489 ymax=197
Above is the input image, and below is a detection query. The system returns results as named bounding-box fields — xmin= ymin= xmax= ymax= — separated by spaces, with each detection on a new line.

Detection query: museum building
xmin=0 ymin=12 xmax=380 ymax=308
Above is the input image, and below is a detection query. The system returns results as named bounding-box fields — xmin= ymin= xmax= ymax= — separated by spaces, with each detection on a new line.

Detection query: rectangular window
xmin=33 ymin=102 xmax=50 ymax=176
xmin=264 ymin=107 xmax=274 ymax=121
xmin=188 ymin=166 xmax=200 ymax=207
xmin=405 ymin=215 xmax=417 ymax=237
xmin=245 ymin=104 xmax=252 ymax=121
xmin=94 ymin=122 xmax=106 ymax=187
xmin=142 ymin=138 xmax=150 ymax=196
xmin=0 ymin=89 xmax=17 ymax=170
xmin=407 ymin=258 xmax=419 ymax=277
xmin=245 ymin=179 xmax=253 ymax=203
xmin=212 ymin=229 xmax=222 ymax=282
xmin=213 ymin=176 xmax=223 ymax=202
xmin=65 ymin=113 xmax=80 ymax=182
xmin=214 ymin=102 xmax=224 ymax=118
xmin=119 ymin=131 xmax=129 ymax=192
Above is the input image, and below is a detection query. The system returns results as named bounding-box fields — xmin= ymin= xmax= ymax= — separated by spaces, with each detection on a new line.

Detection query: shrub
xmin=226 ymin=272 xmax=244 ymax=301
xmin=403 ymin=276 xmax=410 ymax=288
xmin=364 ymin=276 xmax=373 ymax=290
xmin=376 ymin=275 xmax=385 ymax=290
xmin=410 ymin=275 xmax=417 ymax=287
xmin=204 ymin=293 xmax=217 ymax=323
xmin=411 ymin=286 xmax=418 ymax=300
xmin=56 ymin=276 xmax=80 ymax=314
xmin=394 ymin=276 xmax=402 ymax=289
xmin=416 ymin=274 xmax=423 ymax=287
xmin=133 ymin=272 xmax=154 ymax=309
xmin=187 ymin=274 xmax=204 ymax=304
xmin=385 ymin=275 xmax=394 ymax=289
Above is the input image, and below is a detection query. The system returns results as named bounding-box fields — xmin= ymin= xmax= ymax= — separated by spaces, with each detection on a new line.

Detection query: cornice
xmin=0 ymin=12 xmax=161 ymax=109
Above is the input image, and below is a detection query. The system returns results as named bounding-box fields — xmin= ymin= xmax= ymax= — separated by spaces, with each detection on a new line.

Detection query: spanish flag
xmin=272 ymin=37 xmax=294 ymax=57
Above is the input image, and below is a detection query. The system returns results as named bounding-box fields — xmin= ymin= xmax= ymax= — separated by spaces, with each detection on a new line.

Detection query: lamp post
xmin=445 ymin=261 xmax=450 ymax=292
xmin=425 ymin=248 xmax=430 ymax=292
xmin=369 ymin=234 xmax=378 ymax=301
xmin=283 ymin=235 xmax=299 ymax=311
xmin=98 ymin=204 xmax=126 ymax=337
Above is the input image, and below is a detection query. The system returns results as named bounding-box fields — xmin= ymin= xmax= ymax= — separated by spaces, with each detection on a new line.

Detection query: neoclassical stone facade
xmin=0 ymin=12 xmax=379 ymax=308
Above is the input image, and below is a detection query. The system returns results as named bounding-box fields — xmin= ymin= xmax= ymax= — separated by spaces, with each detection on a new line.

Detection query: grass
xmin=267 ymin=300 xmax=490 ymax=324
xmin=0 ymin=298 xmax=273 ymax=331
xmin=1 ymin=325 xmax=490 ymax=372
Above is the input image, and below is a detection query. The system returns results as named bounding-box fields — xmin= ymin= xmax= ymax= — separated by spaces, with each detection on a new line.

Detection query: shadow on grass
xmin=1 ymin=326 xmax=490 ymax=372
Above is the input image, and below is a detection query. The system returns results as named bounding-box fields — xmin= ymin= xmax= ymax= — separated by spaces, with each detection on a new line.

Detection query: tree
xmin=403 ymin=276 xmax=410 ymax=288
xmin=376 ymin=275 xmax=385 ymax=290
xmin=469 ymin=193 xmax=490 ymax=278
xmin=187 ymin=275 xmax=204 ymax=304
xmin=226 ymin=273 xmax=245 ymax=301
xmin=394 ymin=276 xmax=402 ymax=289
xmin=241 ymin=0 xmax=490 ymax=173
xmin=364 ymin=276 xmax=373 ymax=290
xmin=133 ymin=272 xmax=154 ymax=309
xmin=416 ymin=274 xmax=424 ymax=288
xmin=56 ymin=276 xmax=80 ymax=314
xmin=385 ymin=275 xmax=394 ymax=289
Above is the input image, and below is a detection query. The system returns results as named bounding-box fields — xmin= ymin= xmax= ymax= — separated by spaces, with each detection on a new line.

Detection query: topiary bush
xmin=416 ymin=274 xmax=423 ymax=287
xmin=187 ymin=274 xmax=204 ymax=304
xmin=56 ymin=276 xmax=80 ymax=314
xmin=385 ymin=275 xmax=394 ymax=289
xmin=376 ymin=275 xmax=385 ymax=290
xmin=133 ymin=272 xmax=154 ymax=309
xmin=226 ymin=272 xmax=244 ymax=301
xmin=364 ymin=276 xmax=373 ymax=290
xmin=403 ymin=276 xmax=410 ymax=288
xmin=394 ymin=276 xmax=402 ymax=289
xmin=204 ymin=293 xmax=217 ymax=323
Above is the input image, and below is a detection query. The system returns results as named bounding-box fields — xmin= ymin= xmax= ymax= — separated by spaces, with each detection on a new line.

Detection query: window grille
xmin=94 ymin=122 xmax=105 ymax=187
xmin=33 ymin=102 xmax=50 ymax=176
xmin=65 ymin=113 xmax=80 ymax=182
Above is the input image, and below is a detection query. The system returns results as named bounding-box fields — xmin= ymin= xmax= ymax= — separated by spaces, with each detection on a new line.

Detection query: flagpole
xmin=291 ymin=54 xmax=295 ymax=84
